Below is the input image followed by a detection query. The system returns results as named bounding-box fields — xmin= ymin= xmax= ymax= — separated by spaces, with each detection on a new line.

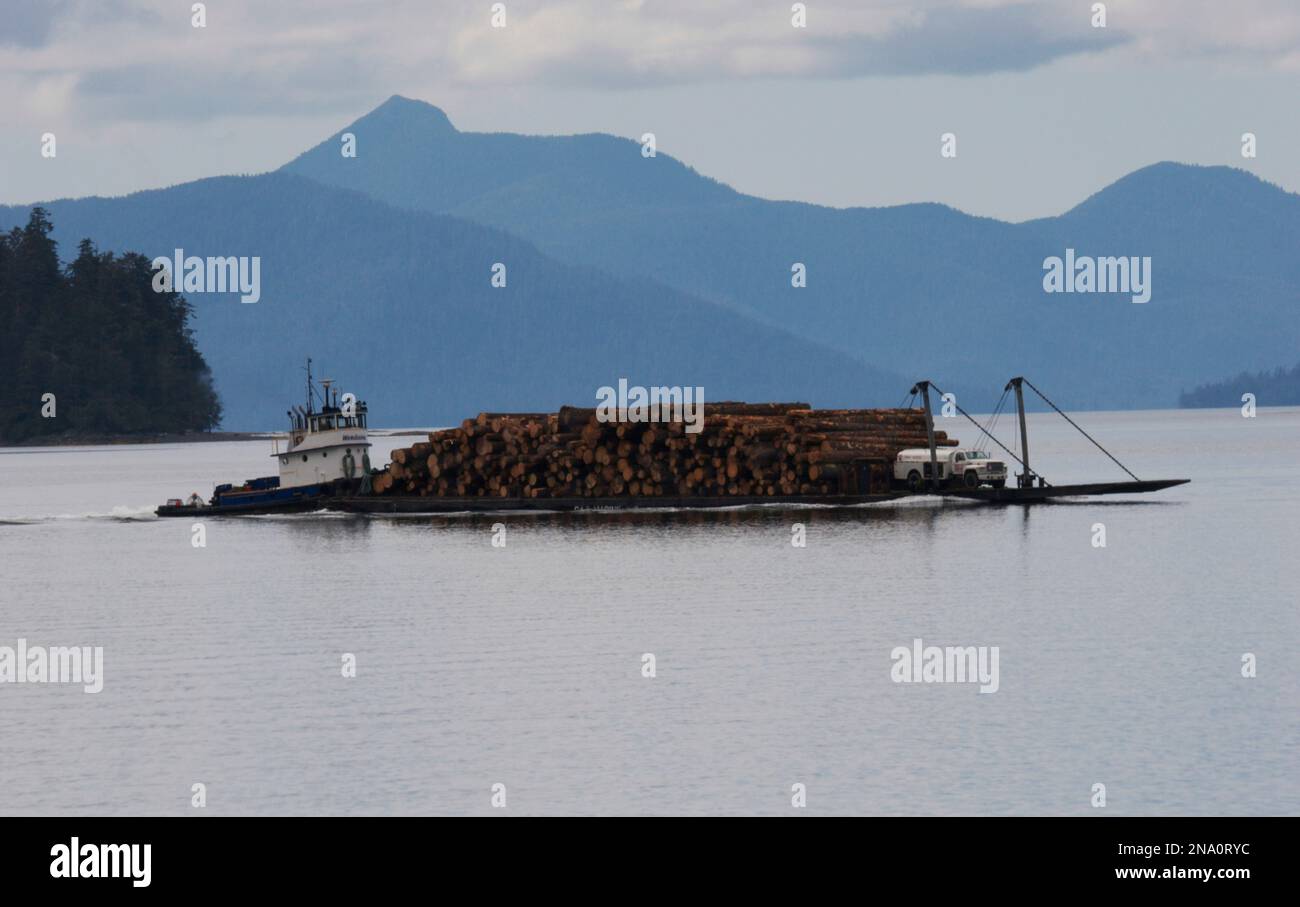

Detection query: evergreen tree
xmin=0 ymin=208 xmax=222 ymax=442
xmin=1179 ymin=363 xmax=1300 ymax=408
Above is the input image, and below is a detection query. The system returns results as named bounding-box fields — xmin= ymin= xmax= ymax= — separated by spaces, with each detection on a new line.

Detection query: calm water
xmin=1 ymin=408 xmax=1296 ymax=816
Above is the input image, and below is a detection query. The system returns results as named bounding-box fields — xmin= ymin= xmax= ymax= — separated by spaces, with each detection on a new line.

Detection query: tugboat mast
xmin=305 ymin=357 xmax=314 ymax=416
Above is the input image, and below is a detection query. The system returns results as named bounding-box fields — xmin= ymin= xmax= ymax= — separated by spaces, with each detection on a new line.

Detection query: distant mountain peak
xmin=1112 ymin=160 xmax=1269 ymax=188
xmin=1056 ymin=160 xmax=1292 ymax=221
xmin=365 ymin=94 xmax=458 ymax=134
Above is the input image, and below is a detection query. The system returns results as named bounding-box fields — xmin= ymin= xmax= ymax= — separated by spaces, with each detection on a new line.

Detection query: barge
xmin=157 ymin=371 xmax=1188 ymax=517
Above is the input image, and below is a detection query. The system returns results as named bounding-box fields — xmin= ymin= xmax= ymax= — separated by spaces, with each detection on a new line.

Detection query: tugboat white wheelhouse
xmin=276 ymin=365 xmax=371 ymax=489
xmin=156 ymin=360 xmax=371 ymax=516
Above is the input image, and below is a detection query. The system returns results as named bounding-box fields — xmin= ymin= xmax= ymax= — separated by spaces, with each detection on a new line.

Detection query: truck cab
xmin=950 ymin=450 xmax=1006 ymax=488
xmin=894 ymin=448 xmax=1007 ymax=490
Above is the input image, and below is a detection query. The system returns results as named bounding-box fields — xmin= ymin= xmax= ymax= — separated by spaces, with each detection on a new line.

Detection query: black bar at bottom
xmin=0 ymin=817 xmax=1285 ymax=892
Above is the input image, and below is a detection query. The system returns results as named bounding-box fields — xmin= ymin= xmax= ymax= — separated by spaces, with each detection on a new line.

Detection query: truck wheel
xmin=964 ymin=470 xmax=979 ymax=488
xmin=906 ymin=470 xmax=923 ymax=491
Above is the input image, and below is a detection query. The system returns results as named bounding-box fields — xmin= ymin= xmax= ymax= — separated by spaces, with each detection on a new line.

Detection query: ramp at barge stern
xmin=946 ymin=478 xmax=1189 ymax=503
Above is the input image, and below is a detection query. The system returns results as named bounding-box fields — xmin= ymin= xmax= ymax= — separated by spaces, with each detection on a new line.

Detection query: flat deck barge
xmin=155 ymin=371 xmax=1190 ymax=518
xmin=157 ymin=479 xmax=1191 ymax=517
xmin=322 ymin=478 xmax=1189 ymax=515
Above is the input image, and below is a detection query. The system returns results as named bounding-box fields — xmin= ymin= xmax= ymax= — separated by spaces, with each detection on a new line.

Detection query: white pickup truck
xmin=894 ymin=448 xmax=1007 ymax=490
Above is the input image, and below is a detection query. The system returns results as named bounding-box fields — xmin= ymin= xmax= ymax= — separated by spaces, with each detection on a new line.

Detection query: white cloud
xmin=2 ymin=0 xmax=1297 ymax=209
xmin=442 ymin=0 xmax=1300 ymax=85
xmin=2 ymin=0 xmax=1296 ymax=121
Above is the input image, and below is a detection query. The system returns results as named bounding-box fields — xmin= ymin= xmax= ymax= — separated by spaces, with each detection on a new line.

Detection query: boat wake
xmin=0 ymin=505 xmax=160 ymax=525
xmin=858 ymin=494 xmax=984 ymax=508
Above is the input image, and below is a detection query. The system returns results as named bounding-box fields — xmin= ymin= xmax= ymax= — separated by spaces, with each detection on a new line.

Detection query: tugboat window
xmin=301 ymin=454 xmax=308 ymax=462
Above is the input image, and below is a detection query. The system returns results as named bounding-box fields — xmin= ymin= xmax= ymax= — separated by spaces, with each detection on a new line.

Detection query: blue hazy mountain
xmin=283 ymin=95 xmax=1300 ymax=411
xmin=0 ymin=174 xmax=912 ymax=430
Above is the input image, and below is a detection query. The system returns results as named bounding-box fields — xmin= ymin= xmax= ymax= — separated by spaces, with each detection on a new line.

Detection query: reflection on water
xmin=0 ymin=407 xmax=1296 ymax=816
xmin=360 ymin=499 xmax=970 ymax=533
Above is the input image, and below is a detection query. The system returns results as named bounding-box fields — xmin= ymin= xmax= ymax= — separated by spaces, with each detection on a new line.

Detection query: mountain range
xmin=4 ymin=94 xmax=1297 ymax=429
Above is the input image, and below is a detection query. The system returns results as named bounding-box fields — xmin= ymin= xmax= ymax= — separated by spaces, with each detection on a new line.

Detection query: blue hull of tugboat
xmin=155 ymin=482 xmax=329 ymax=517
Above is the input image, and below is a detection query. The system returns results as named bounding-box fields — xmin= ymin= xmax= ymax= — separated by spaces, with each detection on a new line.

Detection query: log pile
xmin=368 ymin=404 xmax=957 ymax=499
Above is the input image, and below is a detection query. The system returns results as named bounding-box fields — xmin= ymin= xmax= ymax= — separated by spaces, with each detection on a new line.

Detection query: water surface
xmin=1 ymin=408 xmax=1296 ymax=815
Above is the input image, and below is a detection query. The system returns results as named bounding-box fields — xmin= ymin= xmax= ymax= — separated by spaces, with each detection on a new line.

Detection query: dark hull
xmin=326 ymin=479 xmax=1189 ymax=514
xmin=156 ymin=496 xmax=325 ymax=517
xmin=328 ymin=492 xmax=902 ymax=513
xmin=945 ymin=478 xmax=1190 ymax=503
xmin=158 ymin=478 xmax=1188 ymax=517
xmin=155 ymin=483 xmax=333 ymax=517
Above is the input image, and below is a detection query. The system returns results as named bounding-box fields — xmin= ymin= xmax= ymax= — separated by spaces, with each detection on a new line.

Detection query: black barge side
xmin=325 ymin=479 xmax=1189 ymax=515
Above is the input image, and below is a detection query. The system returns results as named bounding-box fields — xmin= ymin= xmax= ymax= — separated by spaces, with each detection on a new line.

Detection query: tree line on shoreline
xmin=0 ymin=208 xmax=222 ymax=443
xmin=1179 ymin=362 xmax=1300 ymax=408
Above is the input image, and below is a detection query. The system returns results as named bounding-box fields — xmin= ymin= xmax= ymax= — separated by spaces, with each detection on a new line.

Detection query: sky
xmin=2 ymin=0 xmax=1299 ymax=221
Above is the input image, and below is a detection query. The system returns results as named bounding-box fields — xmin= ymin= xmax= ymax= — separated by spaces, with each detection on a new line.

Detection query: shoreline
xmin=4 ymin=406 xmax=1292 ymax=449
xmin=2 ymin=431 xmax=275 ymax=448
xmin=2 ymin=428 xmax=435 ymax=449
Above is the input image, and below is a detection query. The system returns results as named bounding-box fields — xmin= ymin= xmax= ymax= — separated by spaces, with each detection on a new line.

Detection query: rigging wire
xmin=926 ymin=381 xmax=1047 ymax=485
xmin=1021 ymin=378 xmax=1140 ymax=481
xmin=975 ymin=387 xmax=1009 ymax=452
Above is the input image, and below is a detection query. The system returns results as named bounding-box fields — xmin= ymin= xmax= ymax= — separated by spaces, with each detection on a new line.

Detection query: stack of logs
xmin=369 ymin=403 xmax=958 ymax=499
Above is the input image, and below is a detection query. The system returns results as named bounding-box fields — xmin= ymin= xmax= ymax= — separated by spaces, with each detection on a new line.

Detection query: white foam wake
xmin=0 ymin=504 xmax=159 ymax=525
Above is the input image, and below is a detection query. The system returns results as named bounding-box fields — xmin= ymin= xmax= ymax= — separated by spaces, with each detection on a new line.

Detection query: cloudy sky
xmin=2 ymin=0 xmax=1298 ymax=220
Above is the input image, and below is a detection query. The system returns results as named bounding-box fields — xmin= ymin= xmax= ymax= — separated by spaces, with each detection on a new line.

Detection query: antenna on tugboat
xmin=305 ymin=357 xmax=314 ymax=415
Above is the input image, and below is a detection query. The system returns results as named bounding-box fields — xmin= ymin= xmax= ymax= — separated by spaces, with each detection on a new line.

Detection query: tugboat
xmin=156 ymin=361 xmax=372 ymax=517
